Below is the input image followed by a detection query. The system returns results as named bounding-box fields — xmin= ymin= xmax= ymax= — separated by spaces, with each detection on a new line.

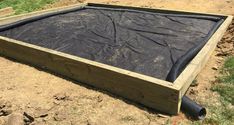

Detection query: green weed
xmin=0 ymin=0 xmax=57 ymax=14
xmin=207 ymin=57 xmax=234 ymax=125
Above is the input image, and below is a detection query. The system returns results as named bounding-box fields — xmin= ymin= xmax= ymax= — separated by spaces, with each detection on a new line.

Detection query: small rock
xmin=23 ymin=112 xmax=34 ymax=124
xmin=6 ymin=113 xmax=24 ymax=125
xmin=216 ymin=52 xmax=228 ymax=57
xmin=0 ymin=100 xmax=11 ymax=109
xmin=0 ymin=109 xmax=13 ymax=116
xmin=53 ymin=92 xmax=70 ymax=101
xmin=212 ymin=65 xmax=218 ymax=70
xmin=33 ymin=108 xmax=48 ymax=118
xmin=0 ymin=100 xmax=12 ymax=116
xmin=97 ymin=95 xmax=103 ymax=102
xmin=38 ymin=113 xmax=48 ymax=118
xmin=158 ymin=114 xmax=169 ymax=118
xmin=189 ymin=89 xmax=198 ymax=95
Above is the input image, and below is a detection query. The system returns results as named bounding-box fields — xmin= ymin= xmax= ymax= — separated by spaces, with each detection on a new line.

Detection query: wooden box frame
xmin=0 ymin=3 xmax=232 ymax=115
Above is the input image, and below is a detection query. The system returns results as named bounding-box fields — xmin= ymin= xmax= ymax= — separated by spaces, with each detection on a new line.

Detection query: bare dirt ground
xmin=0 ymin=0 xmax=234 ymax=125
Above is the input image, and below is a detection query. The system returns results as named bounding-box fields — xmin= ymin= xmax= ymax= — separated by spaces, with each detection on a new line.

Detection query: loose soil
xmin=0 ymin=0 xmax=233 ymax=125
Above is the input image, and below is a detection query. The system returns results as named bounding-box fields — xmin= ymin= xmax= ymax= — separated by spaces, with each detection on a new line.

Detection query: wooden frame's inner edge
xmin=0 ymin=35 xmax=174 ymax=88
xmin=174 ymin=15 xmax=233 ymax=97
xmin=0 ymin=3 xmax=87 ymax=25
xmin=0 ymin=2 xmax=231 ymax=92
xmin=87 ymin=3 xmax=229 ymax=17
xmin=0 ymin=3 xmax=232 ymax=114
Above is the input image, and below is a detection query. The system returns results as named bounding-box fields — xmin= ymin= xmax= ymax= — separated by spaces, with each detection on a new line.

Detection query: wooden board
xmin=0 ymin=3 xmax=86 ymax=25
xmin=173 ymin=15 xmax=233 ymax=95
xmin=0 ymin=3 xmax=232 ymax=115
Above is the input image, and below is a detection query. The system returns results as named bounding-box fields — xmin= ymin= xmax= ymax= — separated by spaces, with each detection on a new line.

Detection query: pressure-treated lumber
xmin=0 ymin=36 xmax=179 ymax=114
xmin=173 ymin=15 xmax=233 ymax=99
xmin=0 ymin=3 xmax=86 ymax=26
xmin=87 ymin=3 xmax=228 ymax=17
xmin=0 ymin=3 xmax=232 ymax=115
xmin=173 ymin=15 xmax=233 ymax=111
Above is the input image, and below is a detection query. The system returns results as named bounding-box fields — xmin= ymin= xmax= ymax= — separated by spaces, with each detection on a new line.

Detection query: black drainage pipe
xmin=166 ymin=19 xmax=224 ymax=120
xmin=0 ymin=4 xmax=224 ymax=120
xmin=181 ymin=96 xmax=206 ymax=120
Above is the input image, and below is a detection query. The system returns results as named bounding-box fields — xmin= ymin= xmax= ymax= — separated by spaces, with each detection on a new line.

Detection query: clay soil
xmin=0 ymin=0 xmax=234 ymax=125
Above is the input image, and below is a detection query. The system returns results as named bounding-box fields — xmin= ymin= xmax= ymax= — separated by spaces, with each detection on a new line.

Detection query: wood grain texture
xmin=0 ymin=3 xmax=231 ymax=114
xmin=87 ymin=3 xmax=229 ymax=17
xmin=0 ymin=36 xmax=179 ymax=114
xmin=0 ymin=3 xmax=87 ymax=25
xmin=174 ymin=16 xmax=233 ymax=104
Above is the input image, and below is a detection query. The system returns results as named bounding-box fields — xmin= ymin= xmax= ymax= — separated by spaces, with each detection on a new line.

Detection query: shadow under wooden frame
xmin=0 ymin=3 xmax=232 ymax=115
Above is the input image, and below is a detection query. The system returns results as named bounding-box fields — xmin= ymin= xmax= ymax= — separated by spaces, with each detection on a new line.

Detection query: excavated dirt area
xmin=0 ymin=0 xmax=233 ymax=125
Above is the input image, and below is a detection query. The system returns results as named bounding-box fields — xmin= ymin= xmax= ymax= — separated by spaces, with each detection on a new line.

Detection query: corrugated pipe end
xmin=181 ymin=96 xmax=206 ymax=120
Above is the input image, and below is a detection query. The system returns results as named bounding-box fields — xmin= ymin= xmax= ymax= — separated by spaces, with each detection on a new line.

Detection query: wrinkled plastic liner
xmin=0 ymin=6 xmax=218 ymax=80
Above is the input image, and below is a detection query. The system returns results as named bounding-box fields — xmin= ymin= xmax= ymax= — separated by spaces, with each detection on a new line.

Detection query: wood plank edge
xmin=174 ymin=15 xmax=233 ymax=97
xmin=0 ymin=3 xmax=87 ymax=25
xmin=87 ymin=3 xmax=229 ymax=17
xmin=0 ymin=36 xmax=174 ymax=89
xmin=0 ymin=37 xmax=180 ymax=115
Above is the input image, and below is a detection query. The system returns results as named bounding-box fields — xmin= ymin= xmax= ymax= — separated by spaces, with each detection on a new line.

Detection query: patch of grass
xmin=212 ymin=57 xmax=234 ymax=105
xmin=191 ymin=57 xmax=234 ymax=125
xmin=212 ymin=84 xmax=234 ymax=105
xmin=191 ymin=99 xmax=234 ymax=125
xmin=0 ymin=0 xmax=58 ymax=14
xmin=204 ymin=104 xmax=234 ymax=125
xmin=219 ymin=57 xmax=234 ymax=84
xmin=190 ymin=103 xmax=234 ymax=125
xmin=191 ymin=79 xmax=198 ymax=87
xmin=206 ymin=57 xmax=234 ymax=125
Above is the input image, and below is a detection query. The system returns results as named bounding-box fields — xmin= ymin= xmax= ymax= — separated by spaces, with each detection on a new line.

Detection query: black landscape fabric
xmin=0 ymin=6 xmax=220 ymax=80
